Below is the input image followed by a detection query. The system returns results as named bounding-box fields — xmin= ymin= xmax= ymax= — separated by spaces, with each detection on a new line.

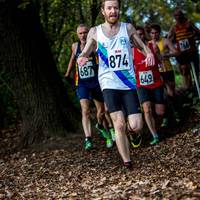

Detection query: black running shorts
xmin=102 ymin=89 xmax=141 ymax=115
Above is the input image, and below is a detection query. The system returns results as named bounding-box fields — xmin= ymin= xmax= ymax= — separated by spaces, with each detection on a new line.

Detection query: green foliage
xmin=38 ymin=0 xmax=102 ymax=74
xmin=126 ymin=0 xmax=200 ymax=32
xmin=0 ymin=71 xmax=18 ymax=128
xmin=2 ymin=0 xmax=200 ymax=127
xmin=18 ymin=2 xmax=30 ymax=10
xmin=36 ymin=0 xmax=200 ymax=74
xmin=63 ymin=78 xmax=80 ymax=110
xmin=195 ymin=102 xmax=200 ymax=114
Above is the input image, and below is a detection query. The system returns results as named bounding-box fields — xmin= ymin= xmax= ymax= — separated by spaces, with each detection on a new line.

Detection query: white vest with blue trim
xmin=96 ymin=22 xmax=136 ymax=90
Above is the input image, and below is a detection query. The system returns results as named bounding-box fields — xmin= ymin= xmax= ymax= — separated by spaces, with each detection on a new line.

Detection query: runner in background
xmin=133 ymin=27 xmax=165 ymax=145
xmin=168 ymin=9 xmax=200 ymax=92
xmin=65 ymin=24 xmax=114 ymax=150
xmin=150 ymin=24 xmax=180 ymax=127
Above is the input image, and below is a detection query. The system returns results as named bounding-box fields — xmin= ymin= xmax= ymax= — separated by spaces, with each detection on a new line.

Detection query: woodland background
xmin=0 ymin=1 xmax=200 ymax=199
xmin=0 ymin=0 xmax=200 ymax=146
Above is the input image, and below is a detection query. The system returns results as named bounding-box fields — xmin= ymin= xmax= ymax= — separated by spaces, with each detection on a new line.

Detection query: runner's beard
xmin=107 ymin=15 xmax=119 ymax=24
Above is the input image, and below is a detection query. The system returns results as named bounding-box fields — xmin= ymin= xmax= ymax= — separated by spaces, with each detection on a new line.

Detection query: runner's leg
xmin=110 ymin=110 xmax=130 ymax=162
xmin=80 ymin=99 xmax=91 ymax=137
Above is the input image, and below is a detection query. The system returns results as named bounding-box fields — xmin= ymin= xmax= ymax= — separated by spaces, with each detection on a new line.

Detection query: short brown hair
xmin=136 ymin=26 xmax=145 ymax=33
xmin=101 ymin=0 xmax=121 ymax=9
xmin=150 ymin=24 xmax=161 ymax=33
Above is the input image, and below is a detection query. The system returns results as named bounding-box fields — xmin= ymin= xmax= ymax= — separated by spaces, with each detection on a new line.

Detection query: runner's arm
xmin=77 ymin=27 xmax=97 ymax=66
xmin=149 ymin=40 xmax=163 ymax=61
xmin=167 ymin=26 xmax=175 ymax=42
xmin=164 ymin=38 xmax=179 ymax=58
xmin=65 ymin=43 xmax=77 ymax=77
xmin=127 ymin=23 xmax=155 ymax=66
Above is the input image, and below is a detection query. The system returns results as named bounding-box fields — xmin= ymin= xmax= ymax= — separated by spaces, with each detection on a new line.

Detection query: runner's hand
xmin=145 ymin=52 xmax=155 ymax=66
xmin=77 ymin=56 xmax=88 ymax=66
xmin=64 ymin=71 xmax=70 ymax=78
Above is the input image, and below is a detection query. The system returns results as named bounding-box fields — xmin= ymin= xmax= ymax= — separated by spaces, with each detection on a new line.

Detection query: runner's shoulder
xmin=71 ymin=42 xmax=79 ymax=55
xmin=88 ymin=27 xmax=97 ymax=40
xmin=125 ymin=23 xmax=137 ymax=38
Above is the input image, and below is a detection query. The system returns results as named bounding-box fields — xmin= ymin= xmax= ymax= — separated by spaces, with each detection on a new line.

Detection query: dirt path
xmin=0 ymin=109 xmax=200 ymax=199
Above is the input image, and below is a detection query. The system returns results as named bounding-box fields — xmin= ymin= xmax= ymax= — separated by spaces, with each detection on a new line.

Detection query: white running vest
xmin=96 ymin=22 xmax=136 ymax=90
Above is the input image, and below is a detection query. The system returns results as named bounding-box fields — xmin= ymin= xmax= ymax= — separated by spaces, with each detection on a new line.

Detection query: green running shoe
xmin=174 ymin=112 xmax=180 ymax=123
xmin=84 ymin=138 xmax=93 ymax=150
xmin=161 ymin=118 xmax=168 ymax=127
xmin=96 ymin=123 xmax=109 ymax=139
xmin=96 ymin=123 xmax=113 ymax=148
xmin=106 ymin=137 xmax=113 ymax=148
xmin=109 ymin=128 xmax=115 ymax=142
xmin=150 ymin=137 xmax=159 ymax=145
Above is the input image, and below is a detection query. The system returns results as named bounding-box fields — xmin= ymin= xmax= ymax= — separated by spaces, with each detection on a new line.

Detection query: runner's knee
xmin=128 ymin=118 xmax=143 ymax=132
xmin=180 ymin=65 xmax=190 ymax=76
xmin=143 ymin=108 xmax=152 ymax=115
xmin=96 ymin=109 xmax=104 ymax=121
xmin=114 ymin=120 xmax=126 ymax=133
xmin=142 ymin=102 xmax=152 ymax=114
xmin=155 ymin=107 xmax=165 ymax=116
xmin=82 ymin=108 xmax=90 ymax=118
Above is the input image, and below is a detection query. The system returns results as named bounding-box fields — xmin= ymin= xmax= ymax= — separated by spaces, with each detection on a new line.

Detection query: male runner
xmin=133 ymin=27 xmax=165 ymax=145
xmin=65 ymin=24 xmax=113 ymax=150
xmin=168 ymin=9 xmax=200 ymax=90
xmin=150 ymin=24 xmax=180 ymax=126
xmin=77 ymin=0 xmax=155 ymax=168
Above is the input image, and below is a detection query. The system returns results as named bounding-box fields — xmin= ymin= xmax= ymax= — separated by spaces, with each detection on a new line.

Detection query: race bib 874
xmin=108 ymin=49 xmax=130 ymax=71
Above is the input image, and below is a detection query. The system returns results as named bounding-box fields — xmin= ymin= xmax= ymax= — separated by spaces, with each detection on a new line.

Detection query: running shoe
xmin=161 ymin=118 xmax=168 ymax=127
xmin=84 ymin=138 xmax=93 ymax=150
xmin=96 ymin=123 xmax=113 ymax=148
xmin=123 ymin=161 xmax=133 ymax=170
xmin=174 ymin=112 xmax=180 ymax=123
xmin=106 ymin=137 xmax=113 ymax=148
xmin=150 ymin=136 xmax=159 ymax=145
xmin=109 ymin=128 xmax=116 ymax=142
xmin=129 ymin=133 xmax=142 ymax=148
xmin=96 ymin=123 xmax=109 ymax=139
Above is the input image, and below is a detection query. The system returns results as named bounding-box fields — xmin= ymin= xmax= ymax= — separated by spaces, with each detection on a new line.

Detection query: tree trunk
xmin=0 ymin=0 xmax=78 ymax=148
xmin=90 ymin=0 xmax=100 ymax=26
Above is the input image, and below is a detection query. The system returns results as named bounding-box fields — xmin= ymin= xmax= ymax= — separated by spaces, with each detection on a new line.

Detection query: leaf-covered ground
xmin=0 ymin=107 xmax=200 ymax=199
